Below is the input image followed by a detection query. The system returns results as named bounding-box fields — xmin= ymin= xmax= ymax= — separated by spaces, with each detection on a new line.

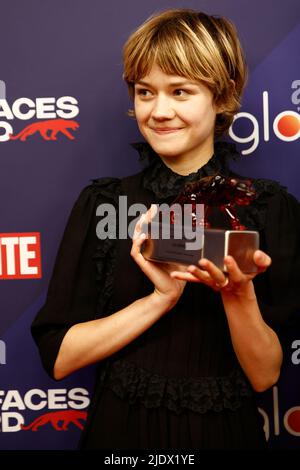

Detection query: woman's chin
xmin=150 ymin=145 xmax=183 ymax=159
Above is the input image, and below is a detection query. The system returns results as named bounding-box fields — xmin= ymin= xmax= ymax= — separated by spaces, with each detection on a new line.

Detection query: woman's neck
xmin=159 ymin=149 xmax=214 ymax=176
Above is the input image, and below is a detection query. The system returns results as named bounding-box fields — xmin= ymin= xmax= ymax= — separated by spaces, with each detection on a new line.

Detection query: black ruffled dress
xmin=31 ymin=142 xmax=300 ymax=449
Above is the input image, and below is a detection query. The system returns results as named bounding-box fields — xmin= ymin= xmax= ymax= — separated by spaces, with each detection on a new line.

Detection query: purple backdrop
xmin=0 ymin=0 xmax=299 ymax=450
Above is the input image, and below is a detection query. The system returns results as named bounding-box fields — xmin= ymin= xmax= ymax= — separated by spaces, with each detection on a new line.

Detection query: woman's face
xmin=134 ymin=64 xmax=220 ymax=171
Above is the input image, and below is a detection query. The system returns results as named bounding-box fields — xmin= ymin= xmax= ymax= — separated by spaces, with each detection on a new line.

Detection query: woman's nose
xmin=151 ymin=95 xmax=175 ymax=120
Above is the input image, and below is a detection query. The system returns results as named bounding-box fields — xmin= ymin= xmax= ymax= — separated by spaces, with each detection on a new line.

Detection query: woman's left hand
xmin=170 ymin=250 xmax=271 ymax=298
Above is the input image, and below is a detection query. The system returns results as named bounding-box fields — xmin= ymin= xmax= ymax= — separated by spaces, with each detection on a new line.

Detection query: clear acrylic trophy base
xmin=141 ymin=222 xmax=259 ymax=274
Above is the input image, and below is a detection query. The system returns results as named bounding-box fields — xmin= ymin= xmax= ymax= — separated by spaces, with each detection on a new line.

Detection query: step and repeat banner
xmin=0 ymin=0 xmax=299 ymax=450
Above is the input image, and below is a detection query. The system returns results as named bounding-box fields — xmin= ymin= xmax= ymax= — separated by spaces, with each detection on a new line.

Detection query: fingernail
xmin=199 ymin=259 xmax=207 ymax=268
xmin=256 ymin=251 xmax=265 ymax=262
xmin=188 ymin=265 xmax=196 ymax=272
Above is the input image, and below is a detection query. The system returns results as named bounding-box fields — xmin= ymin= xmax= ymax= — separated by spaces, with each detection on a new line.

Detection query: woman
xmin=31 ymin=9 xmax=300 ymax=449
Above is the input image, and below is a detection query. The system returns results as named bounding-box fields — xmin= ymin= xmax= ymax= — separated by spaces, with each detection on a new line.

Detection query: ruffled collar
xmin=131 ymin=141 xmax=240 ymax=199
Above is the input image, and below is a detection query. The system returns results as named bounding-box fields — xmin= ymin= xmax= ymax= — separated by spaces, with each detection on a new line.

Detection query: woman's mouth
xmin=151 ymin=127 xmax=183 ymax=135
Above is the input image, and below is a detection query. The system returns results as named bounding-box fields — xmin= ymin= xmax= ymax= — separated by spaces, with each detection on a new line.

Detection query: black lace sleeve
xmin=31 ymin=178 xmax=121 ymax=378
xmin=253 ymin=184 xmax=300 ymax=333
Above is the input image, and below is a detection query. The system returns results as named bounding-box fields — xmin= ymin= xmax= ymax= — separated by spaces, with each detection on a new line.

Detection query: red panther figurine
xmin=171 ymin=174 xmax=256 ymax=230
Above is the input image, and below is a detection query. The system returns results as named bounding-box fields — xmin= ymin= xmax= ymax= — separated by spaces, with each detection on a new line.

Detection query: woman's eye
xmin=174 ymin=89 xmax=188 ymax=96
xmin=136 ymin=88 xmax=152 ymax=97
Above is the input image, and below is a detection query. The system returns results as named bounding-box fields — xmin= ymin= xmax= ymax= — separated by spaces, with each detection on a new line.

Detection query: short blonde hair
xmin=123 ymin=9 xmax=247 ymax=137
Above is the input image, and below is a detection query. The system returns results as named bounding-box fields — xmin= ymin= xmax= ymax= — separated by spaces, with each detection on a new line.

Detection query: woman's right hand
xmin=131 ymin=205 xmax=187 ymax=310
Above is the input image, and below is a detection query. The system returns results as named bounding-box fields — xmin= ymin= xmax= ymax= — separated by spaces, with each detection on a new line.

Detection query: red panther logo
xmin=21 ymin=409 xmax=87 ymax=431
xmin=9 ymin=119 xmax=79 ymax=141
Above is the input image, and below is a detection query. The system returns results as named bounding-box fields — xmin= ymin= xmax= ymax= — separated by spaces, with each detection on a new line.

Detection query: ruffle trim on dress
xmin=136 ymin=141 xmax=234 ymax=200
xmin=236 ymin=177 xmax=285 ymax=231
xmin=91 ymin=177 xmax=121 ymax=202
xmin=104 ymin=359 xmax=253 ymax=415
xmin=91 ymin=177 xmax=122 ymax=315
xmin=93 ymin=237 xmax=116 ymax=315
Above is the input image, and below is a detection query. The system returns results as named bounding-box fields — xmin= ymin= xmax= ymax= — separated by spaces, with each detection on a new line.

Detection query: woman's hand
xmin=131 ymin=205 xmax=187 ymax=309
xmin=170 ymin=250 xmax=272 ymax=300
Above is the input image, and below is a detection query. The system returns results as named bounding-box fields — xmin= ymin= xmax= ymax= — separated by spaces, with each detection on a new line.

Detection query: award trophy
xmin=141 ymin=174 xmax=259 ymax=273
